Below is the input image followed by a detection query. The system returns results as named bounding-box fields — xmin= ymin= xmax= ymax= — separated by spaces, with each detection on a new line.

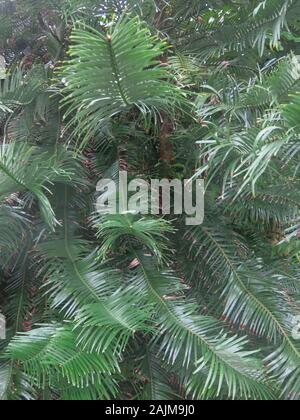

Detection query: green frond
xmin=0 ymin=65 xmax=48 ymax=119
xmin=60 ymin=16 xmax=187 ymax=150
xmin=93 ymin=213 xmax=174 ymax=261
xmin=0 ymin=205 xmax=30 ymax=266
xmin=38 ymin=239 xmax=123 ymax=317
xmin=0 ymin=363 xmax=12 ymax=400
xmin=38 ymin=233 xmax=152 ymax=354
xmin=183 ymin=220 xmax=248 ymax=287
xmin=75 ymin=290 xmax=152 ymax=354
xmin=198 ymin=55 xmax=300 ymax=123
xmin=0 ymin=362 xmax=36 ymax=401
xmin=191 ymin=0 xmax=297 ymax=57
xmin=224 ymin=185 xmax=300 ymax=228
xmin=0 ymin=142 xmax=86 ymax=229
xmin=283 ymin=92 xmax=300 ymax=128
xmin=4 ymin=263 xmax=35 ymax=332
xmin=6 ymin=324 xmax=120 ymax=394
xmin=130 ymin=255 xmax=272 ymax=400
xmin=137 ymin=345 xmax=181 ymax=400
xmin=197 ymin=119 xmax=300 ymax=198
xmin=181 ymin=218 xmax=300 ymax=397
xmin=57 ymin=376 xmax=119 ymax=400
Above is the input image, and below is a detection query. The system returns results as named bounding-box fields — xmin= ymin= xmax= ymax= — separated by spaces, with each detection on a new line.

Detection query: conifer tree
xmin=0 ymin=0 xmax=300 ymax=400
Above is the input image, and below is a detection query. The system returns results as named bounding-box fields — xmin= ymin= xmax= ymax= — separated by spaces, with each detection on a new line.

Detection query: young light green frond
xmin=93 ymin=213 xmax=174 ymax=262
xmin=60 ymin=16 xmax=187 ymax=150
xmin=0 ymin=142 xmax=87 ymax=229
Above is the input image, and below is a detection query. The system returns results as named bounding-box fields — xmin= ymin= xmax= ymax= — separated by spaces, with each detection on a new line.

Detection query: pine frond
xmin=0 ymin=362 xmax=36 ymax=401
xmin=130 ymin=255 xmax=272 ymax=400
xmin=93 ymin=213 xmax=174 ymax=262
xmin=192 ymin=0 xmax=298 ymax=57
xmin=283 ymin=92 xmax=300 ymax=128
xmin=6 ymin=324 xmax=120 ymax=393
xmin=60 ymin=17 xmax=186 ymax=150
xmin=38 ymin=238 xmax=123 ymax=318
xmin=0 ymin=142 xmax=85 ymax=229
xmin=0 ymin=205 xmax=30 ymax=266
xmin=137 ymin=345 xmax=180 ymax=400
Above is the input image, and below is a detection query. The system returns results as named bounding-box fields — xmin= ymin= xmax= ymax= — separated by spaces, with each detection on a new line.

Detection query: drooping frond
xmin=0 ymin=205 xmax=30 ymax=266
xmin=189 ymin=0 xmax=299 ymax=57
xmin=0 ymin=142 xmax=85 ymax=229
xmin=184 ymin=220 xmax=300 ymax=398
xmin=197 ymin=54 xmax=300 ymax=124
xmin=136 ymin=344 xmax=181 ymax=400
xmin=6 ymin=324 xmax=120 ymax=396
xmin=129 ymin=255 xmax=273 ymax=400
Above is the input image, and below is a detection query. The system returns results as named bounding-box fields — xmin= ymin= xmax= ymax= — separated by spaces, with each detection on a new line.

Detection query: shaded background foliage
xmin=0 ymin=0 xmax=300 ymax=400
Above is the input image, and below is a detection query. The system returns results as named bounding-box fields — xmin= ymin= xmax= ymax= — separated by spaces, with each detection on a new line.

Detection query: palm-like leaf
xmin=130 ymin=255 xmax=272 ymax=400
xmin=190 ymin=0 xmax=298 ymax=57
xmin=93 ymin=213 xmax=174 ymax=261
xmin=0 ymin=143 xmax=85 ymax=229
xmin=6 ymin=324 xmax=120 ymax=393
xmin=0 ymin=205 xmax=29 ymax=266
xmin=184 ymin=221 xmax=300 ymax=397
xmin=60 ymin=16 xmax=186 ymax=149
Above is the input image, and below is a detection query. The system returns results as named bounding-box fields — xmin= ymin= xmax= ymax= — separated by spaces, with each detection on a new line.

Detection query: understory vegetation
xmin=0 ymin=0 xmax=300 ymax=400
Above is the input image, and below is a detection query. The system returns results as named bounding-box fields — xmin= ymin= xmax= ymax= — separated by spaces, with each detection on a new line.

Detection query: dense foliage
xmin=0 ymin=0 xmax=300 ymax=400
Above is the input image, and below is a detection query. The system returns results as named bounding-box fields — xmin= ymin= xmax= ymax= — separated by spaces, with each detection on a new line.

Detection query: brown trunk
xmin=159 ymin=114 xmax=174 ymax=214
xmin=159 ymin=115 xmax=174 ymax=171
